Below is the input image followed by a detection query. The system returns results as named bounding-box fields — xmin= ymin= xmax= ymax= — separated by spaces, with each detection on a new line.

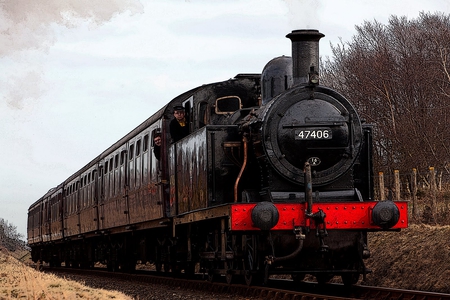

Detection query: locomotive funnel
xmin=286 ymin=29 xmax=324 ymax=85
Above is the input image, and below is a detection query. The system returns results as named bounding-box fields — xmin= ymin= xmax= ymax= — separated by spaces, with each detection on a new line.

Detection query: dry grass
xmin=2 ymin=224 xmax=449 ymax=297
xmin=0 ymin=251 xmax=133 ymax=300
xmin=365 ymin=223 xmax=450 ymax=293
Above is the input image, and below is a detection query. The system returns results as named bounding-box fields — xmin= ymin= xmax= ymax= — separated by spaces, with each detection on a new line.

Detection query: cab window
xmin=215 ymin=96 xmax=242 ymax=114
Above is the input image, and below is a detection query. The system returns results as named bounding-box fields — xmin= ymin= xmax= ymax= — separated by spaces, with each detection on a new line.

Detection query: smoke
xmin=0 ymin=0 xmax=143 ymax=109
xmin=0 ymin=0 xmax=143 ymax=56
xmin=4 ymin=70 xmax=45 ymax=110
xmin=283 ymin=0 xmax=323 ymax=30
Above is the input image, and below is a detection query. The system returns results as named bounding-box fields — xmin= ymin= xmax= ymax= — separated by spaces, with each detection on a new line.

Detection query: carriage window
xmin=215 ymin=96 xmax=242 ymax=114
xmin=143 ymin=135 xmax=149 ymax=152
xmin=129 ymin=144 xmax=134 ymax=160
xmin=136 ymin=140 xmax=141 ymax=156
xmin=109 ymin=158 xmax=113 ymax=172
xmin=114 ymin=154 xmax=119 ymax=168
xmin=120 ymin=151 xmax=126 ymax=165
xmin=151 ymin=129 xmax=161 ymax=145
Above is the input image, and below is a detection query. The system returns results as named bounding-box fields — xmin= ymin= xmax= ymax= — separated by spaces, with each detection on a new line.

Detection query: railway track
xmin=44 ymin=267 xmax=450 ymax=300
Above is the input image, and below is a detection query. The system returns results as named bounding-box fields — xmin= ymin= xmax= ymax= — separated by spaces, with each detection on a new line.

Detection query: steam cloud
xmin=0 ymin=0 xmax=143 ymax=56
xmin=0 ymin=0 xmax=143 ymax=108
xmin=284 ymin=0 xmax=322 ymax=29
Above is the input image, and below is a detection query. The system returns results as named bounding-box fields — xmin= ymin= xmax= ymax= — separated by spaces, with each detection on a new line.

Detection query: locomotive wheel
xmin=243 ymin=269 xmax=254 ymax=286
xmin=243 ymin=238 xmax=262 ymax=286
xmin=164 ymin=263 xmax=170 ymax=272
xmin=121 ymin=260 xmax=136 ymax=273
xmin=226 ymin=272 xmax=233 ymax=285
xmin=340 ymin=259 xmax=361 ymax=285
xmin=206 ymin=261 xmax=218 ymax=283
xmin=243 ymin=265 xmax=263 ymax=286
xmin=171 ymin=264 xmax=181 ymax=275
xmin=316 ymin=273 xmax=333 ymax=284
xmin=184 ymin=262 xmax=196 ymax=275
xmin=155 ymin=262 xmax=162 ymax=272
xmin=291 ymin=273 xmax=305 ymax=283
xmin=225 ymin=260 xmax=235 ymax=284
xmin=208 ymin=271 xmax=216 ymax=283
xmin=207 ymin=265 xmax=218 ymax=283
xmin=107 ymin=261 xmax=119 ymax=272
xmin=342 ymin=272 xmax=360 ymax=286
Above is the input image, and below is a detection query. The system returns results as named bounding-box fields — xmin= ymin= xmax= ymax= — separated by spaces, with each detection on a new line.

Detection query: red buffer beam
xmin=230 ymin=201 xmax=408 ymax=231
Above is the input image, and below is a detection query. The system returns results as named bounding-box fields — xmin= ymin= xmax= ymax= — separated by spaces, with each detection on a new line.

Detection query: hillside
xmin=364 ymin=224 xmax=450 ymax=293
xmin=2 ymin=224 xmax=449 ymax=296
xmin=0 ymin=250 xmax=133 ymax=299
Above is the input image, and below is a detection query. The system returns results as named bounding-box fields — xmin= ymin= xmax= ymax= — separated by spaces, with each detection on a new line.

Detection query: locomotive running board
xmin=173 ymin=204 xmax=232 ymax=226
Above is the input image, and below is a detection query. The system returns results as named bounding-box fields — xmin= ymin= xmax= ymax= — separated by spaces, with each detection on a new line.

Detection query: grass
xmin=365 ymin=223 xmax=450 ymax=293
xmin=0 ymin=250 xmax=133 ymax=300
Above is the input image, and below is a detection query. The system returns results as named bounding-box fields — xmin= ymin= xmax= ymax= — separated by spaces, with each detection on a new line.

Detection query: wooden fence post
xmin=429 ymin=167 xmax=437 ymax=220
xmin=438 ymin=171 xmax=442 ymax=191
xmin=379 ymin=172 xmax=385 ymax=201
xmin=412 ymin=168 xmax=417 ymax=218
xmin=394 ymin=170 xmax=400 ymax=200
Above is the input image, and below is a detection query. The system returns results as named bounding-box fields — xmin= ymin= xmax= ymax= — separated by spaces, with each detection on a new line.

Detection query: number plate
xmin=295 ymin=128 xmax=332 ymax=140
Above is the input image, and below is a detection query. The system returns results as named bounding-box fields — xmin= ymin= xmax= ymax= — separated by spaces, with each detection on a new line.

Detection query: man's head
xmin=154 ymin=133 xmax=161 ymax=146
xmin=173 ymin=105 xmax=185 ymax=121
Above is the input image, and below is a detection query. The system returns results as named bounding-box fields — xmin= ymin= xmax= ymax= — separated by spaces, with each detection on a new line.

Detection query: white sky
xmin=1 ymin=0 xmax=448 ymax=237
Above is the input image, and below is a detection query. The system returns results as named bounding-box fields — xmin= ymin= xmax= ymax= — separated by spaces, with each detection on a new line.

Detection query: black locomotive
xmin=28 ymin=29 xmax=407 ymax=285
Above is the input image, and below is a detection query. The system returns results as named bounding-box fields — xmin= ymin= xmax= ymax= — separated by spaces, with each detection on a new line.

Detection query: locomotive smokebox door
xmin=261 ymin=87 xmax=363 ymax=187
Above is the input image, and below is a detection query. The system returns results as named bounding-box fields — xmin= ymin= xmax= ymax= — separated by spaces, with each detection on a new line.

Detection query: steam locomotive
xmin=27 ymin=29 xmax=408 ymax=285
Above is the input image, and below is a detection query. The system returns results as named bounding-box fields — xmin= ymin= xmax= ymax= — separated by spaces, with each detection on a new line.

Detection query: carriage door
xmin=42 ymin=197 xmax=50 ymax=242
xmin=120 ymin=149 xmax=130 ymax=225
xmin=149 ymin=127 xmax=165 ymax=218
xmin=96 ymin=164 xmax=103 ymax=231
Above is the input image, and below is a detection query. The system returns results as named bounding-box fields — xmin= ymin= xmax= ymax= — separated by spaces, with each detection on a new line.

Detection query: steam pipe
xmin=269 ymin=239 xmax=304 ymax=264
xmin=304 ymin=162 xmax=313 ymax=215
xmin=234 ymin=135 xmax=248 ymax=203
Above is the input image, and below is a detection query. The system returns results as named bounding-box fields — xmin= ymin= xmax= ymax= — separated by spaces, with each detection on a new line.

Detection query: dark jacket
xmin=169 ymin=118 xmax=189 ymax=142
xmin=153 ymin=145 xmax=161 ymax=160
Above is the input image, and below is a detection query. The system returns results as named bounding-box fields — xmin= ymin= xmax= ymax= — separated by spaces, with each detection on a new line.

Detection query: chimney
xmin=286 ymin=29 xmax=324 ymax=85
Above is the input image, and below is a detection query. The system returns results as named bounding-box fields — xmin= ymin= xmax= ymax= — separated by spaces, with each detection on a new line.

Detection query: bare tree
xmin=322 ymin=12 xmax=450 ymax=179
xmin=0 ymin=218 xmax=24 ymax=252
